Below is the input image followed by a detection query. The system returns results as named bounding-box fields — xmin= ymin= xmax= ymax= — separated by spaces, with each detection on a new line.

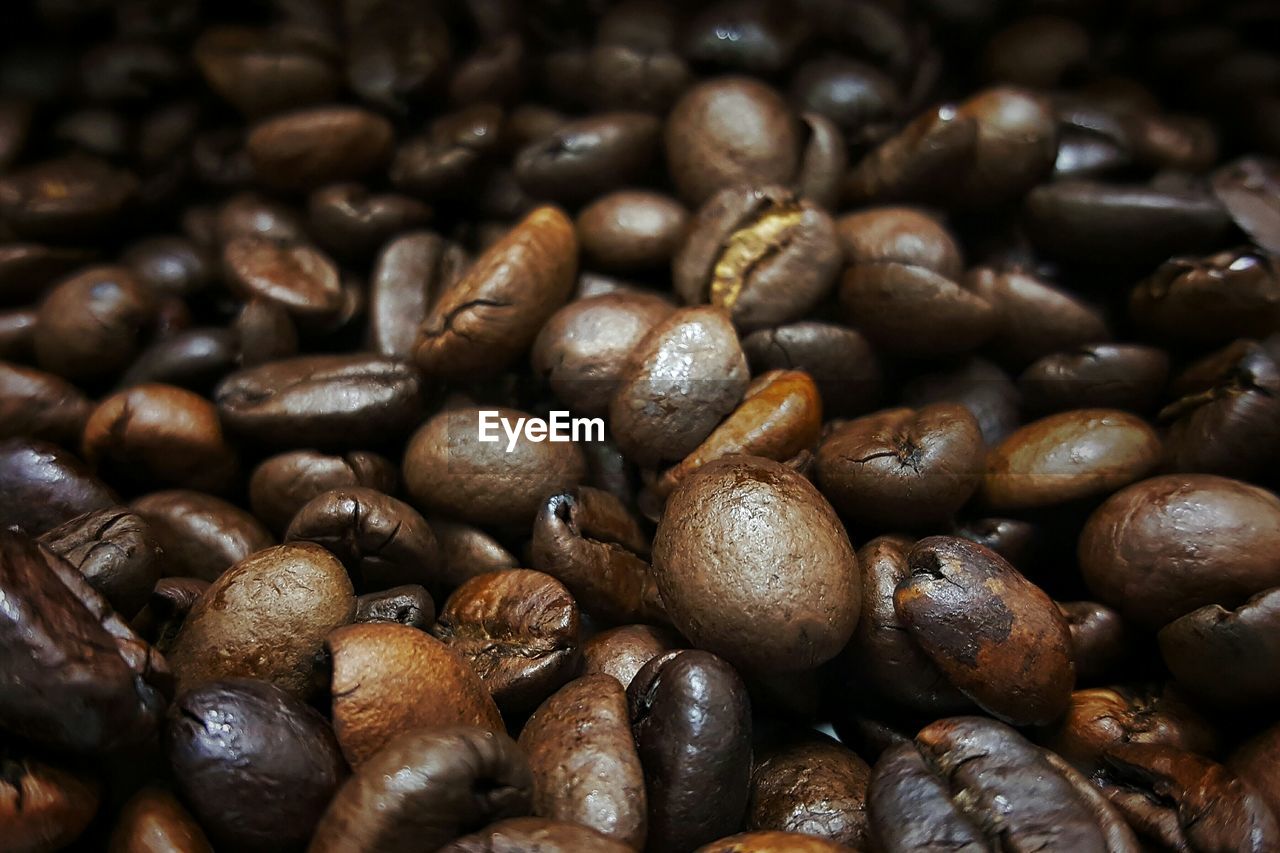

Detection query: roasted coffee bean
xmin=234 ymin=298 xmax=298 ymax=367
xmin=33 ymin=265 xmax=156 ymax=381
xmin=416 ymin=206 xmax=576 ymax=379
xmin=0 ymin=361 xmax=91 ymax=444
xmin=344 ymin=0 xmax=451 ymax=114
xmin=327 ymin=622 xmax=504 ymax=766
xmin=0 ymin=439 xmax=116 ymax=535
xmin=0 ymin=748 xmax=101 ymax=853
xmin=285 ymin=487 xmax=439 ymax=591
xmin=193 ymin=26 xmax=339 ymax=119
xmin=165 ymin=678 xmax=346 ymax=851
xmin=310 ymin=727 xmax=532 ymax=853
xmin=1096 ymin=744 xmax=1280 ymax=852
xmin=430 ymin=517 xmax=520 ymax=589
xmin=742 ymin=322 xmax=881 ymax=417
xmin=308 ymin=183 xmax=431 ymax=260
xmin=656 ymin=369 xmax=822 ymax=497
xmin=695 ymin=831 xmax=852 ymax=853
xmin=681 ymin=2 xmax=806 ymax=74
xmin=964 ymin=265 xmax=1109 ymax=366
xmin=903 ymin=357 xmax=1022 ymax=447
xmin=895 ymin=537 xmax=1074 ymax=725
xmin=388 ymin=104 xmax=505 ymax=199
xmin=580 ymin=623 xmax=683 ymax=691
xmin=81 ymin=384 xmax=239 ymax=494
xmin=1025 ymin=180 xmax=1232 ymax=266
xmin=108 ymin=786 xmax=213 ymax=853
xmin=838 ymin=535 xmax=970 ymax=716
xmin=0 ymin=154 xmax=137 ymax=241
xmin=1159 ymin=586 xmax=1280 ymax=707
xmin=1040 ymin=686 xmax=1219 ymax=774
xmin=790 ymin=56 xmax=899 ymax=141
xmin=654 ymin=456 xmax=859 ymax=672
xmin=519 ymin=674 xmax=646 ymax=847
xmin=222 ymin=236 xmax=344 ymax=323
xmin=629 ymin=650 xmax=752 ymax=852
xmin=130 ymin=489 xmax=272 ymax=582
xmin=1079 ymin=474 xmax=1280 ymax=629
xmin=1132 ymin=249 xmax=1280 ymax=344
xmin=38 ymin=507 xmax=162 ymax=619
xmin=130 ymin=577 xmax=208 ymax=654
xmin=404 ymin=405 xmax=586 ymax=530
xmin=0 ymin=244 xmax=93 ymax=305
xmin=610 ymin=306 xmax=750 ymax=467
xmin=868 ymin=716 xmax=1139 ymax=852
xmin=212 ymin=191 xmax=306 ymax=244
xmin=1158 ymin=339 xmax=1280 ymax=481
xmin=216 ymin=355 xmax=424 ymax=448
xmin=587 ymin=2 xmax=691 ymax=113
xmin=369 ymin=231 xmax=468 ymax=362
xmin=442 ymin=818 xmax=633 ymax=853
xmin=434 ymin=569 xmax=580 ymax=717
xmin=1019 ymin=344 xmax=1170 ymax=415
xmin=532 ymin=291 xmax=675 ymax=417
xmin=1231 ymin=724 xmax=1280 ymax=821
xmin=577 ymin=190 xmax=688 ymax=273
xmin=816 ymin=403 xmax=984 ymax=529
xmin=666 ymin=76 xmax=800 ymax=206
xmin=248 ymin=450 xmax=395 ymax=536
xmin=0 ymin=531 xmax=170 ymax=753
xmin=0 ymin=310 xmax=37 ymax=361
xmin=354 ymin=584 xmax=435 ymax=630
xmin=246 ymin=106 xmax=394 ymax=191
xmin=122 ymin=235 xmax=212 ymax=298
xmin=515 ymin=112 xmax=660 ymax=204
xmin=748 ymin=733 xmax=870 ymax=849
xmin=674 ymin=185 xmax=840 ymax=331
xmin=982 ymin=409 xmax=1161 ymax=511
xmin=167 ymin=542 xmax=354 ymax=696
xmin=119 ymin=328 xmax=239 ymax=392
xmin=1213 ymin=156 xmax=1280 ymax=254
xmin=1058 ymin=601 xmax=1129 ymax=683
xmin=983 ymin=15 xmax=1091 ymax=88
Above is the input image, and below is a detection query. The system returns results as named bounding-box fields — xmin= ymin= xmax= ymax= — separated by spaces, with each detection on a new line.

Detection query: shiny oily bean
xmin=1018 ymin=344 xmax=1170 ymax=416
xmin=246 ymin=106 xmax=394 ymax=191
xmin=0 ymin=361 xmax=91 ymax=445
xmin=33 ymin=265 xmax=156 ymax=382
xmin=982 ymin=409 xmax=1161 ymax=511
xmin=0 ymin=154 xmax=137 ymax=241
xmin=166 ymin=542 xmax=354 ymax=697
xmin=38 ymin=508 xmax=162 ymax=619
xmin=309 ymin=727 xmax=532 ymax=853
xmin=165 ymin=679 xmax=346 ymax=852
xmin=327 ymin=622 xmax=504 ymax=767
xmin=0 ymin=532 xmax=170 ymax=754
xmin=131 ymin=577 xmax=209 ymax=655
xmin=579 ymin=624 xmax=683 ymax=690
xmin=609 ymin=305 xmax=750 ymax=467
xmin=674 ymin=185 xmax=840 ymax=331
xmin=1132 ymin=248 xmax=1280 ymax=344
xmin=653 ymin=456 xmax=859 ymax=672
xmin=629 ymin=650 xmax=752 ymax=853
xmin=108 ymin=786 xmax=212 ymax=853
xmin=441 ymin=818 xmax=632 ymax=853
xmin=404 ymin=406 xmax=586 ymax=530
xmin=532 ymin=291 xmax=676 ymax=418
xmin=416 ymin=206 xmax=577 ymax=380
xmin=0 ymin=439 xmax=116 ymax=535
xmin=816 ymin=403 xmax=984 ymax=529
xmin=1079 ymin=474 xmax=1280 ymax=630
xmin=285 ymin=487 xmax=439 ymax=592
xmin=82 ymin=384 xmax=238 ymax=494
xmin=869 ymin=716 xmax=1138 ymax=853
xmin=656 ymin=369 xmax=822 ymax=498
xmin=530 ymin=487 xmax=662 ymax=626
xmin=119 ymin=327 xmax=239 ymax=392
xmin=0 ymin=749 xmax=100 ymax=853
xmin=216 ymin=355 xmax=424 ymax=449
xmin=369 ymin=231 xmax=467 ymax=362
xmin=354 ymin=585 xmax=435 ymax=630
xmin=249 ymin=449 xmax=397 ymax=536
xmin=222 ymin=236 xmax=344 ymax=322
xmin=1039 ymin=686 xmax=1219 ymax=774
xmin=577 ymin=190 xmax=688 ymax=273
xmin=130 ymin=490 xmax=272 ymax=582
xmin=519 ymin=674 xmax=646 ymax=848
xmin=896 ymin=537 xmax=1075 ymax=725
xmin=748 ymin=734 xmax=870 ymax=849
xmin=1159 ymin=587 xmax=1280 ymax=708
xmin=434 ymin=569 xmax=580 ymax=717
xmin=308 ymin=183 xmax=431 ymax=260
xmin=1058 ymin=601 xmax=1129 ymax=684
xmin=514 ymin=112 xmax=660 ymax=204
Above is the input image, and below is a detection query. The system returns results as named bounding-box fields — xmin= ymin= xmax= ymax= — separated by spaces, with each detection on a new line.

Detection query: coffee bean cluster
xmin=1 ymin=1 xmax=1279 ymax=851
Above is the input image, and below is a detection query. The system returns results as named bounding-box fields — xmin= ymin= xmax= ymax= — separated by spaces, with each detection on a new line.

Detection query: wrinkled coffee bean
xmin=1019 ymin=345 xmax=1170 ymax=416
xmin=165 ymin=678 xmax=346 ymax=851
xmin=748 ymin=733 xmax=870 ymax=849
xmin=434 ymin=569 xmax=581 ymax=717
xmin=38 ymin=507 xmax=162 ymax=618
xmin=354 ymin=585 xmax=435 ymax=630
xmin=1159 ymin=586 xmax=1280 ymax=707
xmin=310 ymin=727 xmax=531 ymax=853
xmin=368 ymin=231 xmax=466 ymax=362
xmin=629 ymin=649 xmax=753 ymax=852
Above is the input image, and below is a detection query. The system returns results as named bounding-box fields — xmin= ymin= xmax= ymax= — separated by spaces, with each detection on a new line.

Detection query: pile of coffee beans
xmin=3 ymin=0 xmax=1280 ymax=850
